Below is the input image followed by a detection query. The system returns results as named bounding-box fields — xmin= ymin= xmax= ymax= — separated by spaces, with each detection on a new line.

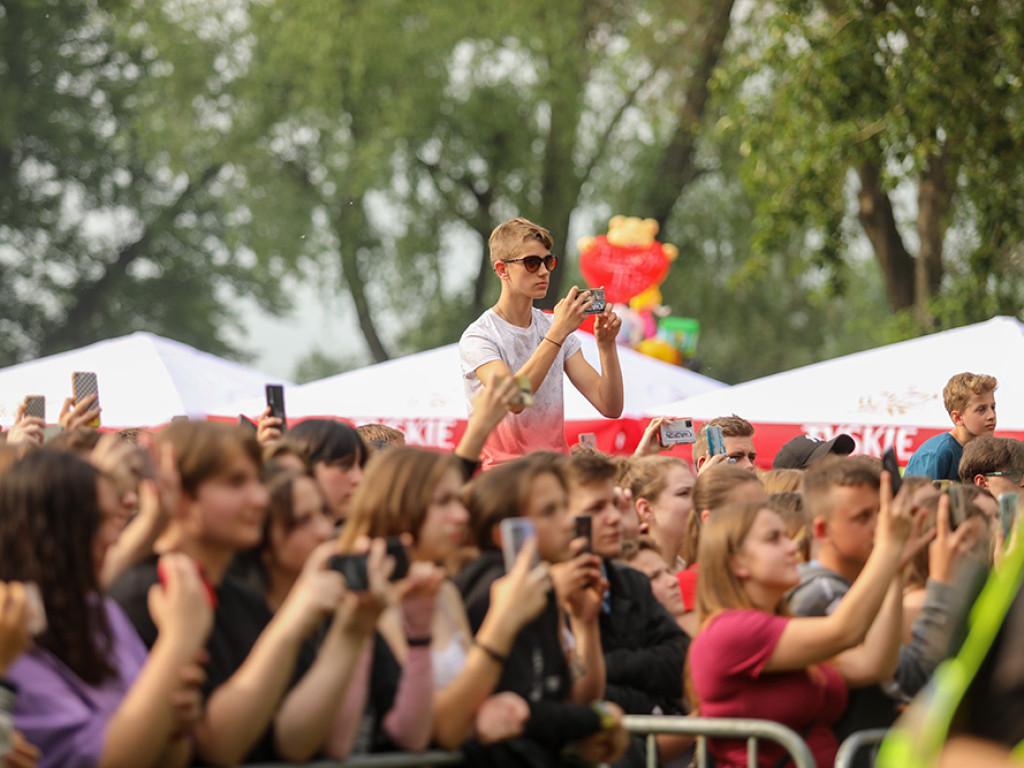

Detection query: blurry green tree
xmin=722 ymin=0 xmax=1024 ymax=334
xmin=0 ymin=0 xmax=297 ymax=365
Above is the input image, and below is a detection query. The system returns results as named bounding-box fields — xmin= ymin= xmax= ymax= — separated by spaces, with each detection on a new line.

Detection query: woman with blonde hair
xmin=688 ymin=475 xmax=916 ymax=768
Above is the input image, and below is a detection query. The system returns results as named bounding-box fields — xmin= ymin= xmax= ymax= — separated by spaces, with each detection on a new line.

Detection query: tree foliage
xmin=722 ymin=0 xmax=1024 ymax=333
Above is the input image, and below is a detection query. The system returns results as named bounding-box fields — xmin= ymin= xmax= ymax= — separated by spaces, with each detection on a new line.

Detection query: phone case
xmin=72 ymin=372 xmax=101 ymax=427
xmin=706 ymin=425 xmax=726 ymax=456
xmin=23 ymin=395 xmax=45 ymax=420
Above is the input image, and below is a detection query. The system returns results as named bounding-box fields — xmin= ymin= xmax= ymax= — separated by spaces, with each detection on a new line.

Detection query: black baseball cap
xmin=772 ymin=434 xmax=856 ymax=470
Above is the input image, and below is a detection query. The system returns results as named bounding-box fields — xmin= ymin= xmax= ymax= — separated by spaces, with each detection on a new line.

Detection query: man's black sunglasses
xmin=501 ymin=254 xmax=557 ymax=273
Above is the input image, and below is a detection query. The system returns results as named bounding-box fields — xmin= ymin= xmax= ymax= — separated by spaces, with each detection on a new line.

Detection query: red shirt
xmin=689 ymin=610 xmax=847 ymax=768
xmin=677 ymin=565 xmax=698 ymax=611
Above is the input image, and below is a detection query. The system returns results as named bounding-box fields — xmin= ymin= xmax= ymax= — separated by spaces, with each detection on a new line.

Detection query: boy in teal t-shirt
xmin=905 ymin=372 xmax=997 ymax=481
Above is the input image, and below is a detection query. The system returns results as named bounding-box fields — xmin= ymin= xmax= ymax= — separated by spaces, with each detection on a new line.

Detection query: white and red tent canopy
xmin=0 ymin=332 xmax=293 ymax=429
xmin=213 ymin=333 xmax=725 ymax=453
xmin=648 ymin=316 xmax=1024 ymax=468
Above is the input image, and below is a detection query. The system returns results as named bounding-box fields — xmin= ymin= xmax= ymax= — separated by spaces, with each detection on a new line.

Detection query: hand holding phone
xmin=329 ymin=554 xmax=369 ymax=591
xmin=265 ymin=384 xmax=287 ymax=432
xmin=499 ymin=517 xmax=538 ymax=573
xmin=705 ymin=425 xmax=726 ymax=456
xmin=573 ymin=516 xmax=592 ymax=553
xmin=881 ymin=447 xmax=903 ymax=497
xmin=71 ymin=371 xmax=101 ymax=428
xmin=660 ymin=418 xmax=696 ymax=447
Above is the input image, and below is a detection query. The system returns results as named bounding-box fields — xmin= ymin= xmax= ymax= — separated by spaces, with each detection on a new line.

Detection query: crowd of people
xmin=0 ymin=216 xmax=1020 ymax=768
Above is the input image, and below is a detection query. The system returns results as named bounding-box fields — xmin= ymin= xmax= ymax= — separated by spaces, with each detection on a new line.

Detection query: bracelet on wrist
xmin=473 ymin=639 xmax=508 ymax=665
xmin=543 ymin=336 xmax=562 ymax=349
xmin=407 ymin=635 xmax=433 ymax=647
xmin=590 ymin=701 xmax=617 ymax=731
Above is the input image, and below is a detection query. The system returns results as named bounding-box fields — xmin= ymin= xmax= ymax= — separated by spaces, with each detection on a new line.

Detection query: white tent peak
xmin=648 ymin=315 xmax=1024 ymax=429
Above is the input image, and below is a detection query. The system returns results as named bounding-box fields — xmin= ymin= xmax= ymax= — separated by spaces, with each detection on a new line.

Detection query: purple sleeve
xmin=696 ymin=610 xmax=789 ymax=679
xmin=9 ymin=600 xmax=147 ymax=768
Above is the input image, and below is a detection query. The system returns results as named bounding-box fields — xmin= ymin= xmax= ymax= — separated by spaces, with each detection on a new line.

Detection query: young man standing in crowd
xmin=565 ymin=452 xmax=688 ymax=719
xmin=460 ymin=218 xmax=623 ymax=469
xmin=905 ymin=372 xmax=998 ymax=481
xmin=789 ymin=457 xmax=972 ymax=760
xmin=691 ymin=415 xmax=758 ymax=472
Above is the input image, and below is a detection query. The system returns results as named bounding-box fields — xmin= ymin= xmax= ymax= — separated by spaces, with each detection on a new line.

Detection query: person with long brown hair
xmin=1 ymin=449 xmax=213 ymax=768
xmin=688 ymin=474 xmax=916 ymax=768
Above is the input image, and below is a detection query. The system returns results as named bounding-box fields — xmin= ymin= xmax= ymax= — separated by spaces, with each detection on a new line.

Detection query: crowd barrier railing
xmin=621 ymin=714 xmax=817 ymax=768
xmin=833 ymin=728 xmax=888 ymax=768
xmin=243 ymin=714 xmax=819 ymax=768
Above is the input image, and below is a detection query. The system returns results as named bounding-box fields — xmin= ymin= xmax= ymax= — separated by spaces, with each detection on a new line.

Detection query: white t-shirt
xmin=459 ymin=308 xmax=582 ymax=468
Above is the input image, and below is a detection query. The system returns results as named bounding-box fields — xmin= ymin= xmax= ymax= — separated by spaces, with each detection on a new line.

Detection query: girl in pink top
xmin=688 ymin=475 xmax=917 ymax=768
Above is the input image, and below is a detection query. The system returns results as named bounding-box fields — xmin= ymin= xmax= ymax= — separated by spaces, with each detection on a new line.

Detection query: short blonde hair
xmin=488 ymin=217 xmax=553 ymax=264
xmin=943 ymin=372 xmax=997 ymax=415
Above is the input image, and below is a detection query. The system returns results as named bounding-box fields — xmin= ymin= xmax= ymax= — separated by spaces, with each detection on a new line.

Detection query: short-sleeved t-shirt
xmin=905 ymin=432 xmax=963 ymax=481
xmin=9 ymin=598 xmax=148 ymax=768
xmin=459 ymin=308 xmax=582 ymax=468
xmin=689 ymin=610 xmax=847 ymax=768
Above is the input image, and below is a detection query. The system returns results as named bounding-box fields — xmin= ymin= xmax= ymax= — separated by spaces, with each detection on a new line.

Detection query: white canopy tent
xmin=647 ymin=315 xmax=1024 ymax=466
xmin=0 ymin=332 xmax=292 ymax=429
xmin=213 ymin=333 xmax=725 ymax=453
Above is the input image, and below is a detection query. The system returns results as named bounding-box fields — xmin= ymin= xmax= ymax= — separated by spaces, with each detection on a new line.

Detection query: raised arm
xmin=195 ymin=547 xmax=345 ymax=766
xmin=564 ymin=310 xmax=623 ymax=419
xmin=765 ymin=472 xmax=917 ymax=672
xmin=432 ymin=542 xmax=551 ymax=749
xmin=100 ymin=554 xmax=213 ymax=768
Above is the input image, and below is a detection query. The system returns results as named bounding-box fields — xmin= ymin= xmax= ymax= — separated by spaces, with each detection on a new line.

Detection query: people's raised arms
xmin=877 ymin=470 xmax=923 ymax=551
xmin=5 ymin=404 xmax=44 ymax=448
xmin=58 ymin=394 xmax=100 ymax=432
xmin=550 ymin=285 xmax=594 ymax=341
xmin=256 ymin=406 xmax=284 ymax=445
xmin=456 ymin=377 xmax=519 ymax=460
xmin=928 ymin=492 xmax=984 ymax=583
xmin=634 ymin=417 xmax=671 ymax=457
xmin=487 ymin=538 xmax=551 ymax=635
xmin=148 ymin=554 xmax=215 ymax=650
xmin=275 ymin=541 xmax=348 ymax=641
xmin=0 ymin=582 xmax=32 ymax=677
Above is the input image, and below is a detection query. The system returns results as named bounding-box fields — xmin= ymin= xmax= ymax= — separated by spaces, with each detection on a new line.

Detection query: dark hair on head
xmin=46 ymin=427 xmax=102 ymax=455
xmin=287 ymin=419 xmax=367 ymax=470
xmin=261 ymin=439 xmax=310 ymax=475
xmin=0 ymin=449 xmax=115 ymax=684
xmin=959 ymin=437 xmax=1024 ymax=484
xmin=464 ymin=452 xmax=568 ymax=551
xmin=159 ymin=420 xmax=262 ymax=498
xmin=566 ymin=451 xmax=618 ymax=487
xmin=115 ymin=427 xmax=150 ymax=445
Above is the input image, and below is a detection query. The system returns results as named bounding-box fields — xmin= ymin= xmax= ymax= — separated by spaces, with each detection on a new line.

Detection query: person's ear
xmin=729 ymin=552 xmax=750 ymax=580
xmin=493 ymin=261 xmax=508 ymax=280
xmin=700 ymin=508 xmax=711 ymax=523
xmin=975 ymin=474 xmax=989 ymax=489
xmin=635 ymin=497 xmax=655 ymax=525
xmin=696 ymin=454 xmax=708 ymax=471
xmin=812 ymin=515 xmax=828 ymax=541
xmin=950 ymin=409 xmax=964 ymax=428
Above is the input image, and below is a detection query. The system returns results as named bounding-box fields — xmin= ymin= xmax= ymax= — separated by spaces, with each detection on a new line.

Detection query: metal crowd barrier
xmin=244 ymin=754 xmax=464 ymax=768
xmin=622 ymin=714 xmax=816 ymax=768
xmin=244 ymin=715 xmax=819 ymax=768
xmin=833 ymin=728 xmax=888 ymax=768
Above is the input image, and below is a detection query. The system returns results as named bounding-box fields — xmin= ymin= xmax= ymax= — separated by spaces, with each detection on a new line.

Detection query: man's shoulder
xmin=787 ymin=562 xmax=850 ymax=617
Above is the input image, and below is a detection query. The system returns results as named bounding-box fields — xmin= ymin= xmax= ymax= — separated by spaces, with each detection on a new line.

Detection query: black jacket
xmin=599 ymin=561 xmax=689 ymax=715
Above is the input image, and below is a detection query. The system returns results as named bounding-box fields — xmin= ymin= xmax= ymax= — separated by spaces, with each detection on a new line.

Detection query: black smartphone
xmin=265 ymin=384 xmax=287 ymax=431
xmin=386 ymin=537 xmax=410 ymax=581
xmin=881 ymin=447 xmax=902 ymax=497
xmin=72 ymin=371 xmax=101 ymax=427
xmin=947 ymin=485 xmax=967 ymax=531
xmin=574 ymin=516 xmax=592 ymax=553
xmin=329 ymin=554 xmax=368 ymax=591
